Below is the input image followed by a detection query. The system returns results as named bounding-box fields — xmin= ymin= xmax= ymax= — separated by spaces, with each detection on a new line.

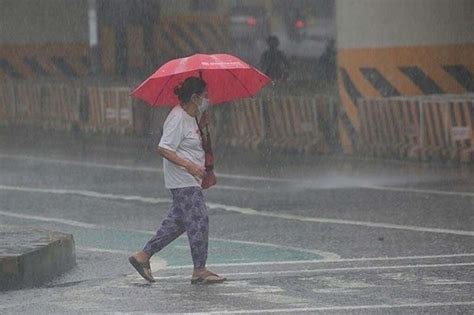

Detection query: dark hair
xmin=267 ymin=35 xmax=280 ymax=48
xmin=174 ymin=77 xmax=206 ymax=103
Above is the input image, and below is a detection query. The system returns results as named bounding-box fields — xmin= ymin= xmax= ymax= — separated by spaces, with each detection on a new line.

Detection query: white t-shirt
xmin=158 ymin=106 xmax=204 ymax=189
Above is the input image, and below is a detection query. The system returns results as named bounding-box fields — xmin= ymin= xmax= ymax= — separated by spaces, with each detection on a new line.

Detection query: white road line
xmin=2 ymin=153 xmax=473 ymax=197
xmin=363 ymin=184 xmax=474 ymax=198
xmin=77 ymin=246 xmax=168 ymax=270
xmin=164 ymin=253 xmax=474 ymax=269
xmin=1 ymin=184 xmax=473 ymax=237
xmin=425 ymin=281 xmax=474 ymax=286
xmin=0 ymin=153 xmax=293 ymax=182
xmin=211 ymin=185 xmax=256 ymax=192
xmin=187 ymin=301 xmax=474 ymax=314
xmin=0 ymin=185 xmax=171 ymax=204
xmin=155 ymin=262 xmax=474 ymax=279
xmin=0 ymin=153 xmax=162 ymax=173
xmin=77 ymin=246 xmax=131 ymax=255
xmin=205 ymin=204 xmax=474 ymax=236
xmin=0 ymin=209 xmax=101 ymax=228
xmin=0 ymin=208 xmax=162 ymax=236
xmin=210 ymin=238 xmax=340 ymax=260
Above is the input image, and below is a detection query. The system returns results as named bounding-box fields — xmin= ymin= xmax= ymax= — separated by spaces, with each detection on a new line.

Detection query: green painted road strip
xmin=1 ymin=215 xmax=324 ymax=266
xmin=67 ymin=227 xmax=324 ymax=266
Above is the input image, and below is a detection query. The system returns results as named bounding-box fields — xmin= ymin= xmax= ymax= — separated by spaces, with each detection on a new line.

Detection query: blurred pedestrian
xmin=129 ymin=77 xmax=225 ymax=284
xmin=259 ymin=35 xmax=290 ymax=82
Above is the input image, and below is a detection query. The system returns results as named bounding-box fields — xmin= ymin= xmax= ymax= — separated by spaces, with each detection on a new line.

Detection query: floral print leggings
xmin=143 ymin=187 xmax=209 ymax=268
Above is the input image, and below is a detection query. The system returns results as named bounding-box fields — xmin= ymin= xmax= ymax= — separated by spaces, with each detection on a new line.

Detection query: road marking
xmin=0 ymin=153 xmax=163 ymax=173
xmin=187 ymin=301 xmax=474 ymax=314
xmin=77 ymin=246 xmax=132 ymax=255
xmin=155 ymin=262 xmax=474 ymax=279
xmin=4 ymin=206 xmax=471 ymax=267
xmin=211 ymin=185 xmax=255 ymax=191
xmin=424 ymin=281 xmax=474 ymax=286
xmin=1 ymin=184 xmax=473 ymax=237
xmin=211 ymin=238 xmax=340 ymax=260
xmin=0 ymin=184 xmax=171 ymax=204
xmin=0 ymin=209 xmax=101 ymax=228
xmin=363 ymin=185 xmax=474 ymax=198
xmin=2 ymin=208 xmax=473 ymax=286
xmin=0 ymin=153 xmax=293 ymax=182
xmin=0 ymin=209 xmax=332 ymax=258
xmin=205 ymin=202 xmax=474 ymax=236
xmin=77 ymin=246 xmax=168 ymax=270
xmin=2 ymin=153 xmax=473 ymax=196
xmin=164 ymin=253 xmax=474 ymax=269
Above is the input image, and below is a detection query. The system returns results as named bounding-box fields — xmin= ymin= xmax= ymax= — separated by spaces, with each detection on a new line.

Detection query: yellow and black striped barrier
xmin=0 ymin=44 xmax=90 ymax=79
xmin=337 ymin=44 xmax=474 ymax=154
xmin=0 ymin=14 xmax=230 ymax=79
xmin=100 ymin=14 xmax=231 ymax=76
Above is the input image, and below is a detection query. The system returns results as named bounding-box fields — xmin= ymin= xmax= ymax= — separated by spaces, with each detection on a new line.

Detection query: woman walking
xmin=129 ymin=77 xmax=225 ymax=284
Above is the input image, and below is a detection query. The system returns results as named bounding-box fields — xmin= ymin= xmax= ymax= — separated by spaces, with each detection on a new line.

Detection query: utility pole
xmin=88 ymin=0 xmax=100 ymax=76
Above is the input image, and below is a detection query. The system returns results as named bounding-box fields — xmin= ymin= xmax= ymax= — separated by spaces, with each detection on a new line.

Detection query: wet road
xmin=0 ymin=147 xmax=473 ymax=314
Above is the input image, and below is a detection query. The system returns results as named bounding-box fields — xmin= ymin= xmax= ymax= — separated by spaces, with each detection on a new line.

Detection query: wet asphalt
xmin=0 ymin=133 xmax=473 ymax=314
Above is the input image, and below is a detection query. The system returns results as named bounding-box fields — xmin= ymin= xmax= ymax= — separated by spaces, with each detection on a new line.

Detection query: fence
xmin=0 ymin=82 xmax=134 ymax=134
xmin=0 ymin=83 xmax=78 ymax=130
xmin=2 ymin=82 xmax=473 ymax=162
xmin=217 ymin=95 xmax=337 ymax=154
xmin=0 ymin=81 xmax=338 ymax=154
xmin=358 ymin=94 xmax=474 ymax=162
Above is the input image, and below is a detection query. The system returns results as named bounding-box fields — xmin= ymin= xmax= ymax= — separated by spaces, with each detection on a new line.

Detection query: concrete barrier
xmin=0 ymin=225 xmax=76 ymax=291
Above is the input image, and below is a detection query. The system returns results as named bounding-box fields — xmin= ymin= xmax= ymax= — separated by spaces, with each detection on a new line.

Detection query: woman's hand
xmin=185 ymin=161 xmax=205 ymax=179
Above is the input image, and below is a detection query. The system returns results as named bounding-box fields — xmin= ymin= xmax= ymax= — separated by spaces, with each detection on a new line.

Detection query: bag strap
xmin=195 ymin=113 xmax=210 ymax=144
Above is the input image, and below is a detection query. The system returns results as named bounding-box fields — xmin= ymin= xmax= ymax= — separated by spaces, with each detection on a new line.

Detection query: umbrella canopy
xmin=131 ymin=53 xmax=271 ymax=107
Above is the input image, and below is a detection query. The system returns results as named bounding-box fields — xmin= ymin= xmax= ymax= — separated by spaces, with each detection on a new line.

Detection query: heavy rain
xmin=0 ymin=0 xmax=473 ymax=313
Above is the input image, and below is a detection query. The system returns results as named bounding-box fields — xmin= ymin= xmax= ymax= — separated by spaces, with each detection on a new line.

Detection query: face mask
xmin=198 ymin=97 xmax=210 ymax=113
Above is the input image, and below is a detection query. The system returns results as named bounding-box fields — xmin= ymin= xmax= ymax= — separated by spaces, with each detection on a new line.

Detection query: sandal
xmin=191 ymin=270 xmax=226 ymax=285
xmin=128 ymin=256 xmax=156 ymax=283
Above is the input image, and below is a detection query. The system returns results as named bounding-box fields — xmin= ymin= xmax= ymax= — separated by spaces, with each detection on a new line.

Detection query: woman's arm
xmin=157 ymin=146 xmax=205 ymax=179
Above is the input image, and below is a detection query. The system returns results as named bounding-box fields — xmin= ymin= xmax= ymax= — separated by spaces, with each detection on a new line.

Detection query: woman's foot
xmin=191 ymin=268 xmax=226 ymax=284
xmin=129 ymin=251 xmax=155 ymax=283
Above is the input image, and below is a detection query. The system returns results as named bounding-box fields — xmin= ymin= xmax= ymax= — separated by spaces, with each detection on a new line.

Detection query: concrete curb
xmin=0 ymin=226 xmax=76 ymax=291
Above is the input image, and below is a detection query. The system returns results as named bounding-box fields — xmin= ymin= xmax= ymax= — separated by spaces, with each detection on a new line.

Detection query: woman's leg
xmin=130 ymin=189 xmax=187 ymax=282
xmin=180 ymin=187 xmax=209 ymax=269
xmin=180 ymin=187 xmax=225 ymax=284
xmin=142 ymin=196 xmax=186 ymax=256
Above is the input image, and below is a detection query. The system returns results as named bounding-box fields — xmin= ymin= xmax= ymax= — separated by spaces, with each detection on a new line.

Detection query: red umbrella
xmin=131 ymin=53 xmax=271 ymax=106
